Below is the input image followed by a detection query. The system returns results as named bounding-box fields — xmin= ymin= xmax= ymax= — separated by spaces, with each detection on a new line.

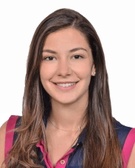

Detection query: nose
xmin=57 ymin=59 xmax=72 ymax=77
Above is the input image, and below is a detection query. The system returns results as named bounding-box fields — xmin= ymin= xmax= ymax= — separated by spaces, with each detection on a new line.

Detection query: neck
xmin=49 ymin=100 xmax=87 ymax=131
xmin=48 ymin=118 xmax=83 ymax=132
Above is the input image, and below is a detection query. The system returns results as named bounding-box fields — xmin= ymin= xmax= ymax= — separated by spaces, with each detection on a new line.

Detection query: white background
xmin=0 ymin=0 xmax=135 ymax=127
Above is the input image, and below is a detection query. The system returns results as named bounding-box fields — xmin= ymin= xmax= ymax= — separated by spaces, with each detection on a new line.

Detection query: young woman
xmin=0 ymin=8 xmax=135 ymax=168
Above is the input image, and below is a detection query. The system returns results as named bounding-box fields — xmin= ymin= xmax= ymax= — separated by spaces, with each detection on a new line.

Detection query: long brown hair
xmin=5 ymin=8 xmax=122 ymax=168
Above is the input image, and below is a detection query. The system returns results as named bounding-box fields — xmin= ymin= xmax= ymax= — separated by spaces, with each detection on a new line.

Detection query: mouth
xmin=56 ymin=82 xmax=76 ymax=88
xmin=53 ymin=82 xmax=78 ymax=88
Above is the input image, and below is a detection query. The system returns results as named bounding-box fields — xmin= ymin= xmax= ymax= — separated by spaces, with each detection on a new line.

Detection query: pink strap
xmin=122 ymin=128 xmax=135 ymax=168
xmin=5 ymin=115 xmax=19 ymax=158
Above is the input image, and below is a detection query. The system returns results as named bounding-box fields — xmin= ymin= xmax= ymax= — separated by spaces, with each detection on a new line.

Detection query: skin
xmin=40 ymin=27 xmax=95 ymax=165
xmin=0 ymin=27 xmax=134 ymax=167
xmin=40 ymin=27 xmax=95 ymax=106
xmin=0 ymin=121 xmax=7 ymax=167
xmin=127 ymin=144 xmax=135 ymax=168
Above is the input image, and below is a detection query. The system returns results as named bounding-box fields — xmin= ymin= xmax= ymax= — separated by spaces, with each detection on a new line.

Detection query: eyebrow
xmin=42 ymin=47 xmax=88 ymax=54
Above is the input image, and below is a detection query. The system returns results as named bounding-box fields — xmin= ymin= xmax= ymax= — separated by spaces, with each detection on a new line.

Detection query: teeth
xmin=57 ymin=83 xmax=75 ymax=88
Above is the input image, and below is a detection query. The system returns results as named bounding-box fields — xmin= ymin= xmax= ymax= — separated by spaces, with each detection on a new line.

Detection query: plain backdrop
xmin=0 ymin=0 xmax=135 ymax=127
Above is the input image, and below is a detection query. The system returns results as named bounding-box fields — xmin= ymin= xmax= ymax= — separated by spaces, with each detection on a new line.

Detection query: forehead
xmin=43 ymin=27 xmax=89 ymax=49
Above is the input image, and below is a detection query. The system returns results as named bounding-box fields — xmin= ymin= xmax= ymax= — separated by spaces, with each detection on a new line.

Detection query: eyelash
xmin=72 ymin=55 xmax=84 ymax=59
xmin=42 ymin=56 xmax=56 ymax=61
xmin=42 ymin=54 xmax=84 ymax=61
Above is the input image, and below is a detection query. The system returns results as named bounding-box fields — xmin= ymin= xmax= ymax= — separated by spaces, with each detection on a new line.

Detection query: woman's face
xmin=40 ymin=27 xmax=95 ymax=105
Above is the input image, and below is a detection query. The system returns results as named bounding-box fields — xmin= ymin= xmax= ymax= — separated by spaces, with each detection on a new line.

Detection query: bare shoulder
xmin=127 ymin=143 xmax=135 ymax=168
xmin=0 ymin=121 xmax=7 ymax=166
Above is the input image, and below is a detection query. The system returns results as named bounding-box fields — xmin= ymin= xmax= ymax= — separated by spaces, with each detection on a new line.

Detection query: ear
xmin=91 ymin=64 xmax=96 ymax=76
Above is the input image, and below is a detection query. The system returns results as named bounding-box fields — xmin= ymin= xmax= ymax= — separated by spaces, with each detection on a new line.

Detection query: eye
xmin=42 ymin=56 xmax=56 ymax=61
xmin=72 ymin=55 xmax=84 ymax=59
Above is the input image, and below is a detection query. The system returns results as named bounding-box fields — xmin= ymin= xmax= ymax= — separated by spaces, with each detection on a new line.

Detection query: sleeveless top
xmin=5 ymin=115 xmax=135 ymax=168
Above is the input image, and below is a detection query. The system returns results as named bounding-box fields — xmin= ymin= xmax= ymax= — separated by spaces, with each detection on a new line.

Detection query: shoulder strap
xmin=114 ymin=120 xmax=131 ymax=148
xmin=5 ymin=115 xmax=19 ymax=158
xmin=122 ymin=128 xmax=135 ymax=168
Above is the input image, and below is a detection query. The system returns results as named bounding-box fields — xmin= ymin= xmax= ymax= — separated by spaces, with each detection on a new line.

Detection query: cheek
xmin=40 ymin=64 xmax=54 ymax=80
xmin=40 ymin=68 xmax=50 ymax=92
xmin=40 ymin=66 xmax=46 ymax=80
xmin=76 ymin=64 xmax=92 ymax=78
xmin=40 ymin=67 xmax=50 ymax=87
xmin=76 ymin=64 xmax=92 ymax=86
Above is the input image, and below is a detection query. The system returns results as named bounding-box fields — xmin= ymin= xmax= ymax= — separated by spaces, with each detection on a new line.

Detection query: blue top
xmin=12 ymin=117 xmax=131 ymax=168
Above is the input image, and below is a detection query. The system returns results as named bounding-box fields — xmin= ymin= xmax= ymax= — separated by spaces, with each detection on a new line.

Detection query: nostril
xmin=57 ymin=64 xmax=72 ymax=77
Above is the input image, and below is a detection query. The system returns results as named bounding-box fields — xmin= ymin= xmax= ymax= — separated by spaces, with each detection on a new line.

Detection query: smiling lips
xmin=54 ymin=82 xmax=77 ymax=88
